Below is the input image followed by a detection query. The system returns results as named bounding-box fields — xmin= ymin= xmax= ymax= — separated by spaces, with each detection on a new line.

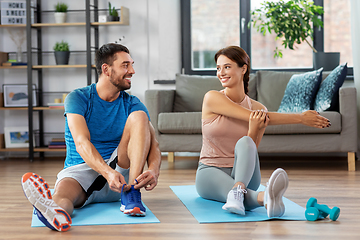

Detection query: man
xmin=21 ymin=43 xmax=161 ymax=232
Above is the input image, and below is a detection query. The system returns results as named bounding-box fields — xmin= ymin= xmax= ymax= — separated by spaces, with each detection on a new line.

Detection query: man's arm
xmin=66 ymin=113 xmax=127 ymax=192
xmin=134 ymin=122 xmax=161 ymax=191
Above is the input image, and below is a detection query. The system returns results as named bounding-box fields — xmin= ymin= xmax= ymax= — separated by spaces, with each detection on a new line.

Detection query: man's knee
xmin=127 ymin=111 xmax=149 ymax=125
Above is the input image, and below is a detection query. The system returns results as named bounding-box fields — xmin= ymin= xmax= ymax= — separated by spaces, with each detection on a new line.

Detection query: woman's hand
xmin=301 ymin=110 xmax=331 ymax=128
xmin=248 ymin=110 xmax=269 ymax=143
xmin=249 ymin=110 xmax=269 ymax=131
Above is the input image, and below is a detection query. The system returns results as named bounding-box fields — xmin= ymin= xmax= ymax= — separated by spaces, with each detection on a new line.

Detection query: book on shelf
xmin=48 ymin=145 xmax=66 ymax=149
xmin=1 ymin=62 xmax=27 ymax=66
xmin=48 ymin=137 xmax=66 ymax=149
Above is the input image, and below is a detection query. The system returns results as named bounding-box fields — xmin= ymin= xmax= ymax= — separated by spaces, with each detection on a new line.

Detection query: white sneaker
xmin=264 ymin=168 xmax=289 ymax=218
xmin=222 ymin=185 xmax=247 ymax=215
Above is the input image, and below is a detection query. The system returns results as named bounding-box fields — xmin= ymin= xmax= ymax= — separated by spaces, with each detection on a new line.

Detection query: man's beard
xmin=109 ymin=72 xmax=131 ymax=91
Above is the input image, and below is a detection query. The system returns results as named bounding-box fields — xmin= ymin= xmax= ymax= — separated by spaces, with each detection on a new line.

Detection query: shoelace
xmin=128 ymin=187 xmax=142 ymax=203
xmin=233 ymin=185 xmax=247 ymax=200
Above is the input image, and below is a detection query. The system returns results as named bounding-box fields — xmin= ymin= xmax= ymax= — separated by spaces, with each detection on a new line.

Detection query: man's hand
xmin=133 ymin=169 xmax=158 ymax=191
xmin=106 ymin=170 xmax=128 ymax=193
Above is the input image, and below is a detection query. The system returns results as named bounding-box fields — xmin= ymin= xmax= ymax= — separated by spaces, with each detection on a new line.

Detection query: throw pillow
xmin=277 ymin=68 xmax=323 ymax=113
xmin=313 ymin=63 xmax=347 ymax=112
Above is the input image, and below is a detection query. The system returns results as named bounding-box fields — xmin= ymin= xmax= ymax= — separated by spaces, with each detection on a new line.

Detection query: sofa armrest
xmin=145 ymin=90 xmax=175 ymax=135
xmin=339 ymin=85 xmax=358 ymax=152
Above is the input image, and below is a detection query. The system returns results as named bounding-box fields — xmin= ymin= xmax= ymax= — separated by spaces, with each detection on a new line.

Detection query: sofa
xmin=145 ymin=71 xmax=358 ymax=171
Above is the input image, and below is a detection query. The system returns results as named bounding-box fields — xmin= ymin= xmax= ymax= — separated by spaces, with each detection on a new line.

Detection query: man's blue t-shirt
xmin=63 ymin=83 xmax=150 ymax=169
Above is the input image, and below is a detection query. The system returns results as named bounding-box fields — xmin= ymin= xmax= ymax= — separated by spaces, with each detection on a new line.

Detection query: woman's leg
xmin=195 ymin=163 xmax=234 ymax=203
xmin=231 ymin=136 xmax=262 ymax=210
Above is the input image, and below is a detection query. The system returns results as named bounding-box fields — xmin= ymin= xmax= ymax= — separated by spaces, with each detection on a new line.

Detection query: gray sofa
xmin=145 ymin=71 xmax=358 ymax=171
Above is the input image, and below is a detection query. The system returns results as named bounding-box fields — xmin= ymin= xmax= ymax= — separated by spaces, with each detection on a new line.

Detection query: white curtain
xmin=350 ymin=0 xmax=360 ymax=154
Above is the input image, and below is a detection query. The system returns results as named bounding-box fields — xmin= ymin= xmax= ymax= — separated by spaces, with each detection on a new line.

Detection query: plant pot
xmin=313 ymin=52 xmax=340 ymax=71
xmin=54 ymin=51 xmax=70 ymax=65
xmin=54 ymin=12 xmax=67 ymax=24
xmin=107 ymin=16 xmax=120 ymax=22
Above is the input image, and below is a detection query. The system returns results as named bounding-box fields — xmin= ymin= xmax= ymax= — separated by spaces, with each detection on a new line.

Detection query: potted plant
xmin=54 ymin=2 xmax=68 ymax=24
xmin=107 ymin=2 xmax=120 ymax=22
xmin=53 ymin=41 xmax=70 ymax=65
xmin=250 ymin=0 xmax=340 ymax=70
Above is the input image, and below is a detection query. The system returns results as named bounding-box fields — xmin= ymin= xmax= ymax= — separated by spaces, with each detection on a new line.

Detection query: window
xmin=181 ymin=0 xmax=353 ymax=75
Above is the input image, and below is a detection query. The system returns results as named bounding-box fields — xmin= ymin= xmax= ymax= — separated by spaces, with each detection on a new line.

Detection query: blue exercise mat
xmin=31 ymin=200 xmax=160 ymax=227
xmin=170 ymin=185 xmax=306 ymax=223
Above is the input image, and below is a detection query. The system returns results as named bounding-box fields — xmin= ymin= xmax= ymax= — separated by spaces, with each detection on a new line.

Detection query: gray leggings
xmin=195 ymin=136 xmax=262 ymax=210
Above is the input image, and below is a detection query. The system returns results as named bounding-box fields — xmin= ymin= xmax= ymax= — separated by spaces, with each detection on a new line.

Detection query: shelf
xmin=32 ymin=22 xmax=86 ymax=27
xmin=0 ymin=147 xmax=66 ymax=152
xmin=0 ymin=106 xmax=64 ymax=110
xmin=0 ymin=24 xmax=26 ymax=28
xmin=0 ymin=66 xmax=27 ymax=69
xmin=33 ymin=64 xmax=95 ymax=69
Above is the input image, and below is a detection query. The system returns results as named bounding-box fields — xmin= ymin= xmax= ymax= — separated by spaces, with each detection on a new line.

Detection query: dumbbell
xmin=305 ymin=197 xmax=340 ymax=221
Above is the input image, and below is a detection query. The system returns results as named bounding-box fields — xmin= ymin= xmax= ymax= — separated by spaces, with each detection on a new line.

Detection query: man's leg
xmin=21 ymin=173 xmax=73 ymax=232
xmin=52 ymin=178 xmax=87 ymax=215
xmin=117 ymin=111 xmax=151 ymax=216
xmin=117 ymin=111 xmax=151 ymax=185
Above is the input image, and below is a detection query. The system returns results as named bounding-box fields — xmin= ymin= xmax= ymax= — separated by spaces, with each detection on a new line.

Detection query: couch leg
xmin=348 ymin=152 xmax=356 ymax=172
xmin=168 ymin=152 xmax=175 ymax=163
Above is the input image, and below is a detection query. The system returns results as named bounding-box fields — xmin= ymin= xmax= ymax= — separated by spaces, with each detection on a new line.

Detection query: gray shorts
xmin=55 ymin=149 xmax=129 ymax=207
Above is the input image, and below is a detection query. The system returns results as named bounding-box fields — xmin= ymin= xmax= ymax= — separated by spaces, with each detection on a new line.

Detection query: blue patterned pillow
xmin=277 ymin=68 xmax=323 ymax=113
xmin=314 ymin=63 xmax=347 ymax=112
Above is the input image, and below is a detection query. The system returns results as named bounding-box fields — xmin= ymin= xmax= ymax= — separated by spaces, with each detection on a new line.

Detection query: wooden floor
xmin=1 ymin=155 xmax=359 ymax=240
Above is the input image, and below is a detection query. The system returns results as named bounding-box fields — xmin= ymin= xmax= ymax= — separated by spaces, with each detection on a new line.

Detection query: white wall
xmin=0 ymin=0 xmax=180 ymax=153
xmin=350 ymin=0 xmax=360 ymax=154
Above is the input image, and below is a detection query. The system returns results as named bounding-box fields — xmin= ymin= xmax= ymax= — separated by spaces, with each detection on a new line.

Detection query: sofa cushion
xmin=173 ymin=73 xmax=257 ymax=112
xmin=173 ymin=74 xmax=222 ymax=112
xmin=314 ymin=63 xmax=347 ymax=112
xmin=158 ymin=112 xmax=202 ymax=134
xmin=256 ymin=71 xmax=331 ymax=112
xmin=257 ymin=71 xmax=301 ymax=111
xmin=264 ymin=111 xmax=341 ymax=134
xmin=277 ymin=68 xmax=323 ymax=113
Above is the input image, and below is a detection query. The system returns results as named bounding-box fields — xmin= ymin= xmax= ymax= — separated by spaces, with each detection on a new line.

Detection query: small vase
xmin=54 ymin=12 xmax=67 ymax=24
xmin=16 ymin=46 xmax=23 ymax=62
xmin=54 ymin=51 xmax=70 ymax=65
xmin=107 ymin=16 xmax=120 ymax=22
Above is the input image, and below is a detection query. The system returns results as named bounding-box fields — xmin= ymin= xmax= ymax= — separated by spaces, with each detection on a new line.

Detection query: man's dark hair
xmin=95 ymin=43 xmax=130 ymax=75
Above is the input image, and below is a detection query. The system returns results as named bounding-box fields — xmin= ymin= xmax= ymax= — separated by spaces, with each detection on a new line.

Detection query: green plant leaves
xmin=249 ymin=0 xmax=324 ymax=58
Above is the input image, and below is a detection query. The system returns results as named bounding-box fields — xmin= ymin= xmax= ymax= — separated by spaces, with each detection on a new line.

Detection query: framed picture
xmin=4 ymin=126 xmax=30 ymax=148
xmin=2 ymin=84 xmax=37 ymax=107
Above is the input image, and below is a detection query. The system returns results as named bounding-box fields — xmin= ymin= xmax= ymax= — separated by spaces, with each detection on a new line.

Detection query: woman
xmin=195 ymin=46 xmax=330 ymax=218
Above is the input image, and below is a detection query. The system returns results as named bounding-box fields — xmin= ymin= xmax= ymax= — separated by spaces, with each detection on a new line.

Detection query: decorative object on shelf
xmin=0 ymin=0 xmax=34 ymax=25
xmin=54 ymin=2 xmax=68 ymax=24
xmin=53 ymin=41 xmax=70 ymax=65
xmin=4 ymin=126 xmax=30 ymax=148
xmin=48 ymin=138 xmax=66 ymax=149
xmin=2 ymin=84 xmax=37 ymax=107
xmin=0 ymin=52 xmax=9 ymax=64
xmin=107 ymin=2 xmax=120 ymax=21
xmin=249 ymin=0 xmax=340 ymax=70
xmin=6 ymin=28 xmax=26 ymax=63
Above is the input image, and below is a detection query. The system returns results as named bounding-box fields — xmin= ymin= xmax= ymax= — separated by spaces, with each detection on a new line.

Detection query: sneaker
xmin=264 ymin=168 xmax=289 ymax=218
xmin=120 ymin=185 xmax=146 ymax=216
xmin=222 ymin=185 xmax=247 ymax=215
xmin=21 ymin=172 xmax=72 ymax=231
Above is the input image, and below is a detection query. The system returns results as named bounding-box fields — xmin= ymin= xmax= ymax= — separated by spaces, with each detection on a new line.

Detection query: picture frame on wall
xmin=2 ymin=84 xmax=37 ymax=107
xmin=4 ymin=126 xmax=30 ymax=148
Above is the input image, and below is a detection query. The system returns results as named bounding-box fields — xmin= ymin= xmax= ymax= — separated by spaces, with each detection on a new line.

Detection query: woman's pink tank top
xmin=199 ymin=93 xmax=252 ymax=168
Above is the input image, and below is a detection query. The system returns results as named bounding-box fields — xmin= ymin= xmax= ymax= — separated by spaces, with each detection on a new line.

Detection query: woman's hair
xmin=214 ymin=46 xmax=250 ymax=94
xmin=95 ymin=43 xmax=130 ymax=75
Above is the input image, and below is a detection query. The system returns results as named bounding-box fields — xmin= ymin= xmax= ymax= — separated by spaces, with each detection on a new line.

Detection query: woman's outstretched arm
xmin=202 ymin=90 xmax=330 ymax=129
